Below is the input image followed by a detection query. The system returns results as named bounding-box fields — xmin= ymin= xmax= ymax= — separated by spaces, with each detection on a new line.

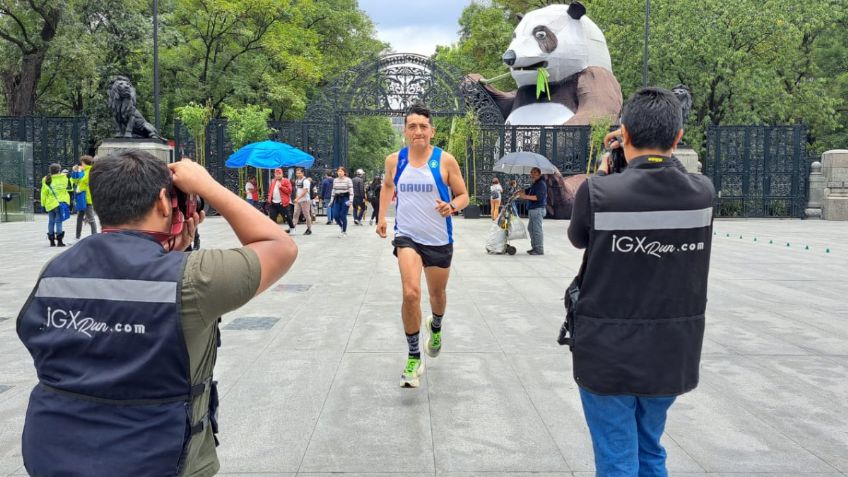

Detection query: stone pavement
xmin=1 ymin=215 xmax=847 ymax=476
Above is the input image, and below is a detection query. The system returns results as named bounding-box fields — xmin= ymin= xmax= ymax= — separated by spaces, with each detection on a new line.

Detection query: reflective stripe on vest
xmin=16 ymin=231 xmax=211 ymax=477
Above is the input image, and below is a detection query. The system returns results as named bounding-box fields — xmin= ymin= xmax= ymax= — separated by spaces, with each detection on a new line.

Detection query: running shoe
xmin=400 ymin=356 xmax=424 ymax=388
xmin=424 ymin=317 xmax=441 ymax=358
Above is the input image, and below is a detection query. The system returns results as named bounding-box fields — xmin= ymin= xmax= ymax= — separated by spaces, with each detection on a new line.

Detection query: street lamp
xmin=153 ymin=0 xmax=160 ymax=131
xmin=643 ymin=0 xmax=650 ymax=87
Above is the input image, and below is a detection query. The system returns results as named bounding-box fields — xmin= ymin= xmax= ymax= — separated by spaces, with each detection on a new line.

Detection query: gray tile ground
xmin=1 ymin=216 xmax=847 ymax=476
xmin=224 ymin=316 xmax=282 ymax=331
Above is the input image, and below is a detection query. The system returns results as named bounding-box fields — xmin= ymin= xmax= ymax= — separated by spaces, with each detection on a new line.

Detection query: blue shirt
xmin=526 ymin=179 xmax=547 ymax=209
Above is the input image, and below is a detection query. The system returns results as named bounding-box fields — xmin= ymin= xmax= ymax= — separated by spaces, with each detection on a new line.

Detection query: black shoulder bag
xmin=557 ymin=251 xmax=587 ymax=349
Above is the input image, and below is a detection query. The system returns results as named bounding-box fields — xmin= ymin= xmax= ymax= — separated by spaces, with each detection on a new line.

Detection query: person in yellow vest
xmin=70 ymin=155 xmax=98 ymax=239
xmin=39 ymin=163 xmax=71 ymax=247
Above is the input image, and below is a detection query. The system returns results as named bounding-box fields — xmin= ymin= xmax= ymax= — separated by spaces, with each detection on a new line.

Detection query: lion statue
xmin=107 ymin=76 xmax=162 ymax=140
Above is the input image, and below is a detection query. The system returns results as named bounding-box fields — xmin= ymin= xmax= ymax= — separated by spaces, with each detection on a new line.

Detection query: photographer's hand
xmin=604 ymin=128 xmax=623 ymax=151
xmin=168 ymin=159 xmax=215 ymax=194
xmin=165 ymin=210 xmax=205 ymax=252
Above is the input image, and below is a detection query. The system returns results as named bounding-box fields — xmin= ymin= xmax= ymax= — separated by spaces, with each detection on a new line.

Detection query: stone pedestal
xmin=822 ymin=150 xmax=848 ymax=221
xmin=805 ymin=161 xmax=824 ymax=219
xmin=96 ymin=138 xmax=172 ymax=163
xmin=674 ymin=146 xmax=701 ymax=174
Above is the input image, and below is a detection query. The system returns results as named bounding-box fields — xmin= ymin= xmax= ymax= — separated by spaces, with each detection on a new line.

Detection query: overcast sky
xmin=358 ymin=0 xmax=476 ymax=55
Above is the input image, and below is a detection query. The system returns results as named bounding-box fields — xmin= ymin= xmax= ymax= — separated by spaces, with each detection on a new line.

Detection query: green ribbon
xmin=536 ymin=67 xmax=551 ymax=101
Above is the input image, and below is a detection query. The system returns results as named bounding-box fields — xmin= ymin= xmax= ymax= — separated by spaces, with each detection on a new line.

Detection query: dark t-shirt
xmin=526 ymin=179 xmax=547 ymax=209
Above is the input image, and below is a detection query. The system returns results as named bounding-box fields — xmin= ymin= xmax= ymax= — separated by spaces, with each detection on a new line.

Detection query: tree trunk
xmin=4 ymin=49 xmax=48 ymax=116
xmin=2 ymin=4 xmax=62 ymax=116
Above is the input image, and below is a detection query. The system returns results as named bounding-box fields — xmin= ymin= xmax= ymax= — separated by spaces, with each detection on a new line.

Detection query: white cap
xmin=356 ymin=169 xmax=364 ymax=176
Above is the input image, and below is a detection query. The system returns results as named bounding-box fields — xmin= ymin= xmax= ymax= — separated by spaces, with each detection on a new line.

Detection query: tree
xmin=222 ymin=104 xmax=273 ymax=150
xmin=346 ymin=116 xmax=399 ymax=175
xmin=0 ymin=0 xmax=63 ymax=116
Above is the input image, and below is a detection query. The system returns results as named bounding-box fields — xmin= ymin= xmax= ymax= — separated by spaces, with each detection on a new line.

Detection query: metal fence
xmin=705 ymin=125 xmax=810 ymax=218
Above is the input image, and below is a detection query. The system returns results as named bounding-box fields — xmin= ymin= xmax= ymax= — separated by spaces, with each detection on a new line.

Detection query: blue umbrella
xmin=225 ymin=140 xmax=314 ymax=169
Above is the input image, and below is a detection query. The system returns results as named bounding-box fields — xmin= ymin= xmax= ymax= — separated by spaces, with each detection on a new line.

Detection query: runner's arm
xmin=376 ymin=154 xmax=398 ymax=238
xmin=442 ymin=153 xmax=469 ymax=211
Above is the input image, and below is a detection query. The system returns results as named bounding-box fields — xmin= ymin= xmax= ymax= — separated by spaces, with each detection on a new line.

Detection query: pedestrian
xmin=565 ymin=87 xmax=715 ymax=476
xmin=352 ymin=168 xmax=367 ymax=225
xmin=367 ymin=176 xmax=382 ymax=226
xmin=245 ymin=175 xmax=259 ymax=208
xmin=375 ymin=103 xmax=469 ymax=388
xmin=292 ymin=168 xmax=313 ymax=235
xmin=267 ymin=167 xmax=295 ymax=233
xmin=40 ymin=163 xmax=71 ymax=247
xmin=16 ymin=151 xmax=298 ymax=477
xmin=70 ymin=155 xmax=98 ymax=239
xmin=320 ymin=170 xmax=334 ymax=224
xmin=331 ymin=166 xmax=354 ymax=237
xmin=516 ymin=167 xmax=547 ymax=255
xmin=489 ymin=177 xmax=503 ymax=220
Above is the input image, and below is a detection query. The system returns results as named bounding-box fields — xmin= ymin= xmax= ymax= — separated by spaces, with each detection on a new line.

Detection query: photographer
xmin=16 ymin=150 xmax=297 ymax=477
xmin=565 ymin=87 xmax=714 ymax=476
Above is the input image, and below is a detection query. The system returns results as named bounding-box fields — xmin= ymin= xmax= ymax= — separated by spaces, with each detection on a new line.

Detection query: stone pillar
xmin=96 ymin=138 xmax=173 ymax=163
xmin=805 ymin=161 xmax=824 ymax=219
xmin=674 ymin=146 xmax=701 ymax=174
xmin=822 ymin=150 xmax=848 ymax=221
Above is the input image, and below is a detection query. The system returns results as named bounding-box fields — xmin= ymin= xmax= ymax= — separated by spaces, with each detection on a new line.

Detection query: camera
xmin=605 ymin=136 xmax=627 ymax=174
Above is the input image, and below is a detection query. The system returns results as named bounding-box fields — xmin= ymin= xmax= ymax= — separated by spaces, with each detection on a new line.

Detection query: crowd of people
xmin=38 ymin=155 xmax=99 ymax=247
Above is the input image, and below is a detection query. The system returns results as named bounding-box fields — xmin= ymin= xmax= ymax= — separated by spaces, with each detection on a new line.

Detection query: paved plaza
xmin=1 ymin=215 xmax=847 ymax=476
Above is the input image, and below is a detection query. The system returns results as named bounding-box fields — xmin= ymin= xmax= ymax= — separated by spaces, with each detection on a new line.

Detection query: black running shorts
xmin=393 ymin=235 xmax=453 ymax=268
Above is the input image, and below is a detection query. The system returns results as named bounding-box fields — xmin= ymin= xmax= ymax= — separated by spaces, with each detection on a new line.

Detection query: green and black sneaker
xmin=400 ymin=356 xmax=425 ymax=388
xmin=424 ymin=317 xmax=441 ymax=358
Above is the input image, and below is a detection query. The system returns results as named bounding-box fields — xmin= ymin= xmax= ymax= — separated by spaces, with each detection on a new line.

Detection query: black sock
xmin=431 ymin=313 xmax=443 ymax=332
xmin=406 ymin=332 xmax=420 ymax=359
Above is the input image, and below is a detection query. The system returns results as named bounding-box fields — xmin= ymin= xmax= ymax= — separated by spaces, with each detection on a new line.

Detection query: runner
xmin=376 ymin=103 xmax=469 ymax=388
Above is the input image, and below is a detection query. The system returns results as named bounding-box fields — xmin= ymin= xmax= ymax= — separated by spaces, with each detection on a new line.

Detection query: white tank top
xmin=394 ymin=147 xmax=453 ymax=245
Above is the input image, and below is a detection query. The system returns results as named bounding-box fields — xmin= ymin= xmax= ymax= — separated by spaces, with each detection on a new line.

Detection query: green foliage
xmin=222 ymin=105 xmax=274 ymax=150
xmin=588 ymin=117 xmax=613 ymax=173
xmin=346 ymin=117 xmax=400 ymax=176
xmin=434 ymin=4 xmax=516 ymax=90
xmin=175 ymin=101 xmax=214 ymax=164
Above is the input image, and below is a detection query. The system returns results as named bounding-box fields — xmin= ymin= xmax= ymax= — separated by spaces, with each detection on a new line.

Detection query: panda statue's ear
xmin=568 ymin=1 xmax=587 ymax=20
xmin=516 ymin=12 xmax=524 ymax=22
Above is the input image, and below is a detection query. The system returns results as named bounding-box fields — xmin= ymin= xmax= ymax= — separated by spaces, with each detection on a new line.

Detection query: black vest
xmin=573 ymin=155 xmax=715 ymax=396
xmin=17 ymin=231 xmax=216 ymax=477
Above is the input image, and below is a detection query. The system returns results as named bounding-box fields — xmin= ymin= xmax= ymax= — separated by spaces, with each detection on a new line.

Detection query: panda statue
xmin=472 ymin=2 xmax=623 ymax=126
xmin=468 ymin=2 xmax=623 ymax=219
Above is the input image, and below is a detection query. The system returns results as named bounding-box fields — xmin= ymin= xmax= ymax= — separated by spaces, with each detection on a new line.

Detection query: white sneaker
xmin=400 ymin=357 xmax=425 ymax=388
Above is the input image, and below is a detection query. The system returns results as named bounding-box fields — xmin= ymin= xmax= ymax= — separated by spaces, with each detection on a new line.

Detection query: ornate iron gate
xmin=175 ymin=53 xmax=503 ymax=196
xmin=0 ymin=116 xmax=89 ymax=181
xmin=472 ymin=125 xmax=591 ymax=201
xmin=705 ymin=125 xmax=809 ymax=218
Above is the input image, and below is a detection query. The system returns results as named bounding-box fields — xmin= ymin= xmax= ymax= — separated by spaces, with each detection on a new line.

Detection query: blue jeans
xmin=527 ymin=207 xmax=545 ymax=252
xmin=323 ymin=197 xmax=333 ymax=222
xmin=333 ymin=199 xmax=349 ymax=232
xmin=580 ymin=388 xmax=676 ymax=477
xmin=47 ymin=209 xmax=63 ymax=235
